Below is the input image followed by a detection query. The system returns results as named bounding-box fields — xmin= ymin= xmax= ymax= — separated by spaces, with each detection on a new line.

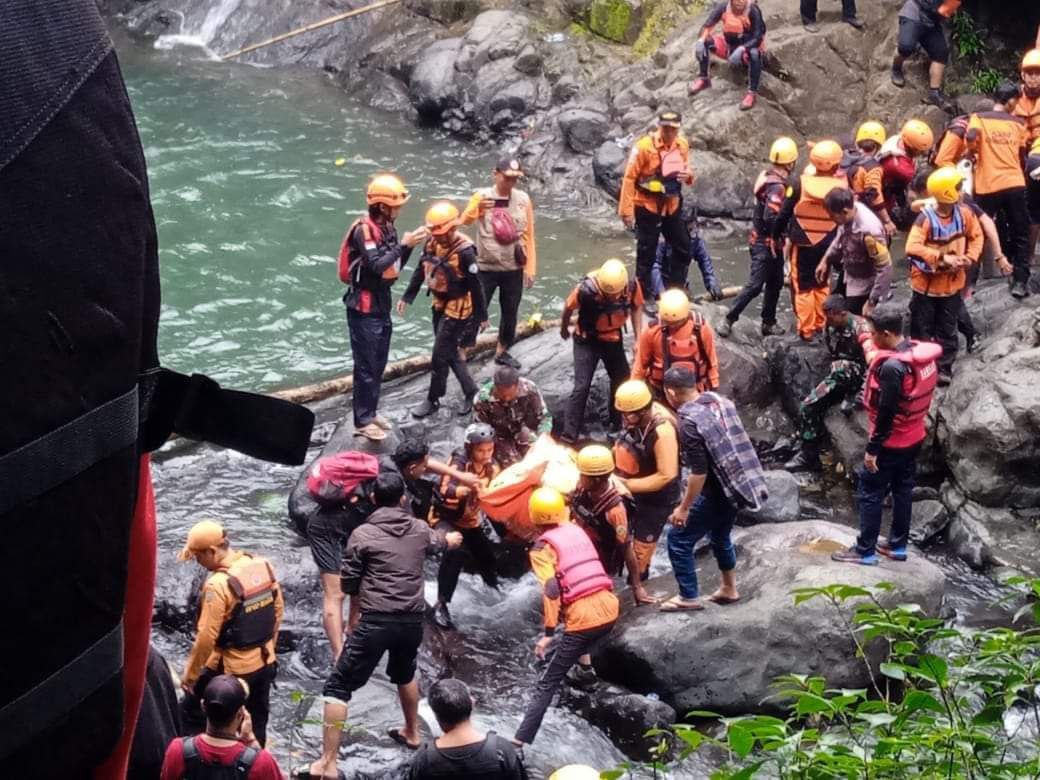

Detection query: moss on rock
xmin=588 ymin=0 xmax=640 ymax=45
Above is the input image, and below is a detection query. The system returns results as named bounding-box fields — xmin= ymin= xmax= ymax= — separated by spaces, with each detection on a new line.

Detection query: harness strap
xmin=237 ymin=745 xmax=259 ymax=775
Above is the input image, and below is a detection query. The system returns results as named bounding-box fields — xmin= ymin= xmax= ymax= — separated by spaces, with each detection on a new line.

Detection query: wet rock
xmin=909 ymin=499 xmax=950 ymax=546
xmin=566 ymin=683 xmax=678 ymax=761
xmin=941 ymin=482 xmax=1039 ymax=574
xmin=587 ymin=0 xmax=645 ymax=45
xmin=557 ymin=107 xmax=610 ymax=154
xmin=551 ymin=75 xmax=582 ymax=105
xmin=737 ymin=470 xmax=801 ymax=525
xmin=513 ymin=44 xmax=544 ymax=77
xmin=592 ymin=140 xmax=626 ymax=198
xmin=409 ymin=38 xmax=463 ymax=117
xmin=408 ymin=0 xmax=481 ymax=25
xmin=595 ymin=520 xmax=946 ymax=716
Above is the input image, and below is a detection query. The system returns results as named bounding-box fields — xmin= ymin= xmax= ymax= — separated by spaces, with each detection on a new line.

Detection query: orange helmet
xmin=809 ymin=140 xmax=843 ymax=173
xmin=1022 ymin=49 xmax=1040 ymax=72
xmin=366 ymin=174 xmax=409 ymax=207
xmin=425 ymin=201 xmax=459 ymax=236
xmin=900 ymin=120 xmax=935 ymax=155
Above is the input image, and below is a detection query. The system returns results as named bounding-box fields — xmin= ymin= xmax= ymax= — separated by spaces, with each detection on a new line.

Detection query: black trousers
xmin=801 ymin=0 xmax=857 ymax=23
xmin=437 ymin=524 xmax=500 ymax=603
xmin=429 ymin=310 xmax=478 ymax=402
xmin=347 ymin=309 xmax=392 ymax=427
xmin=480 ymin=269 xmax=524 ymax=348
xmin=909 ymin=292 xmax=959 ymax=374
xmin=635 ymin=205 xmax=691 ymax=297
xmin=565 ymin=339 xmax=630 ymax=439
xmin=514 ymin=623 xmax=614 ymax=744
xmin=727 ymin=242 xmax=783 ymax=326
xmin=975 ymin=188 xmax=1031 ymax=285
xmin=182 ymin=663 xmax=276 ymax=747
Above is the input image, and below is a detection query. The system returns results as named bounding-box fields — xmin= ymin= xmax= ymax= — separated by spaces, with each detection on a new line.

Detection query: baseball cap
xmin=658 ymin=110 xmax=682 ymax=128
xmin=495 ymin=157 xmax=524 ymax=178
xmin=177 ymin=520 xmax=225 ymax=561
xmin=201 ymin=675 xmax=247 ymax=722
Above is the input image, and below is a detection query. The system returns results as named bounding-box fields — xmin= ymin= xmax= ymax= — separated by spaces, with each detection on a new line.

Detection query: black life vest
xmin=572 ymin=485 xmax=625 ymax=545
xmin=213 ymin=555 xmax=279 ymax=652
xmin=576 ymin=276 xmax=637 ymax=341
xmin=613 ymin=406 xmax=681 ymax=501
xmin=412 ymin=731 xmax=514 ymax=779
xmin=181 ymin=736 xmax=259 ymax=779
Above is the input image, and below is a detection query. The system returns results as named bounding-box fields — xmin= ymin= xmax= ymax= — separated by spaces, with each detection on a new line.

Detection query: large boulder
xmin=409 ymin=38 xmax=464 ymax=117
xmin=595 ymin=520 xmax=946 ymax=716
xmin=941 ymin=482 xmax=1040 ymax=575
xmin=737 ymin=470 xmax=801 ymax=525
xmin=558 ymin=106 xmax=610 ymax=153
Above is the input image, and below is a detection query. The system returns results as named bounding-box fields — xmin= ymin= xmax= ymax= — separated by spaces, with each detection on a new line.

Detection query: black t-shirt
xmin=408 ymin=733 xmax=528 ymax=780
xmin=677 ymin=412 xmax=724 ymax=501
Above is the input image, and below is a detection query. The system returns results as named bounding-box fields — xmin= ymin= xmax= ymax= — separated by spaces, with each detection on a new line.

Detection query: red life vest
xmin=645 ymin=314 xmax=713 ymax=390
xmin=863 ymin=341 xmax=942 ymax=449
xmin=338 ymin=216 xmax=398 ymax=285
xmin=750 ymin=169 xmax=787 ymax=244
xmin=540 ymin=522 xmax=614 ymax=605
xmin=215 ymin=555 xmax=278 ymax=651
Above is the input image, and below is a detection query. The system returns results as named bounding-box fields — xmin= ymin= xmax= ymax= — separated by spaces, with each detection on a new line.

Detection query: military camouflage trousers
xmin=797 ymin=360 xmax=864 ymax=442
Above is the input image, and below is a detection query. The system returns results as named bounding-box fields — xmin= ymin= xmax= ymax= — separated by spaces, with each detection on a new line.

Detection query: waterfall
xmin=153 ymin=0 xmax=244 ymax=57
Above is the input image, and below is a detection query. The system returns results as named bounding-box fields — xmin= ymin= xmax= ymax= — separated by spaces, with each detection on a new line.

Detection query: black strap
xmin=236 ymin=745 xmax=259 ymax=775
xmin=182 ymin=736 xmax=200 ymax=764
xmin=0 ymin=386 xmax=138 ymax=516
xmin=0 ymin=620 xmax=123 ymax=760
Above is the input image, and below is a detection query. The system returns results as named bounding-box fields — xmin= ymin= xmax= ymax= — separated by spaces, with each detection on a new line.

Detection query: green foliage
xmin=970 ymin=67 xmax=1004 ymax=96
xmin=588 ymin=0 xmax=636 ymax=44
xmin=610 ymin=579 xmax=1040 ymax=778
xmin=952 ymin=11 xmax=987 ymax=60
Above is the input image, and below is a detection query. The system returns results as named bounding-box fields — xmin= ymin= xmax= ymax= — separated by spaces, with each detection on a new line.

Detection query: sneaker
xmin=432 ymin=602 xmax=454 ymax=629
xmin=831 ymin=547 xmax=879 ymax=566
xmin=495 ymin=352 xmax=522 ymax=369
xmin=877 ymin=541 xmax=908 ymax=561
xmin=1011 ymin=281 xmax=1029 ymax=299
xmin=924 ymin=89 xmax=956 ymax=113
xmin=740 ymin=91 xmax=757 ymax=111
xmin=411 ymin=399 xmax=440 ymax=419
xmin=688 ymin=78 xmax=712 ymax=96
xmin=843 ymin=16 xmax=864 ymax=29
xmin=708 ymin=284 xmax=724 ymax=301
xmin=373 ymin=414 xmax=393 ymax=430
xmin=891 ymin=66 xmax=906 ymax=88
xmin=566 ymin=664 xmax=598 ymax=690
xmin=761 ymin=322 xmax=784 ymax=337
xmin=457 ymin=393 xmax=477 ymax=416
xmin=785 ymin=446 xmax=821 ymax=473
xmin=353 ymin=422 xmax=387 ymax=441
xmin=803 ymin=21 xmax=820 ymax=33
xmin=717 ymin=318 xmax=733 ymax=337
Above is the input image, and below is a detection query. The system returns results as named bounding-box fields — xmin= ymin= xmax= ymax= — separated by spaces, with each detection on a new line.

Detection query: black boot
xmin=457 ymin=392 xmax=477 ymax=416
xmin=785 ymin=443 xmax=822 ymax=472
xmin=432 ymin=602 xmax=454 ymax=629
xmin=412 ymin=399 xmax=440 ymax=419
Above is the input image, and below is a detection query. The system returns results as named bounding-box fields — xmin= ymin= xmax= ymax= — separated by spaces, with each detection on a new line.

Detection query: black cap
xmin=663 ymin=365 xmax=698 ymax=389
xmin=495 ymin=157 xmax=524 ymax=177
xmin=658 ymin=110 xmax=682 ymax=128
xmin=823 ymin=294 xmax=848 ymax=313
xmin=202 ymin=675 xmax=247 ymax=722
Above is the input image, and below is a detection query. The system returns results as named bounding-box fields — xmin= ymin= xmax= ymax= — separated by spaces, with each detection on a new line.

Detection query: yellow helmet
xmin=614 ymin=379 xmax=653 ymax=413
xmin=855 ymin=121 xmax=887 ymax=147
xmin=808 ymin=140 xmax=843 ymax=173
xmin=529 ymin=487 xmax=569 ymax=526
xmin=596 ymin=259 xmax=629 ymax=295
xmin=658 ymin=288 xmax=690 ymax=325
xmin=1022 ymin=49 xmax=1040 ymax=72
xmin=927 ymin=167 xmax=964 ymax=205
xmin=1031 ymin=137 xmax=1040 ymax=156
xmin=577 ymin=445 xmax=615 ymax=476
xmin=549 ymin=767 xmax=602 ymax=780
xmin=366 ymin=174 xmax=410 ymax=207
xmin=425 ymin=201 xmax=459 ymax=236
xmin=769 ymin=136 xmax=799 ymax=166
xmin=900 ymin=119 xmax=935 ymax=155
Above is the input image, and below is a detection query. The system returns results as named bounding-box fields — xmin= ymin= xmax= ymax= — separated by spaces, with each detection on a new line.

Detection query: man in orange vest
xmin=513 ymin=488 xmax=619 ymax=746
xmin=689 ymin=0 xmax=768 ymax=111
xmin=1013 ymin=51 xmax=1040 ymax=268
xmin=177 ymin=521 xmax=283 ymax=747
xmin=633 ymin=288 xmax=719 ymax=395
xmin=773 ymin=139 xmax=849 ymax=341
xmin=619 ymin=111 xmax=695 ymax=311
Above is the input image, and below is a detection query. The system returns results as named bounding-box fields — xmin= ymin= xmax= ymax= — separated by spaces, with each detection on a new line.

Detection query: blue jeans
xmin=855 ymin=444 xmax=919 ymax=555
xmin=347 ymin=309 xmax=392 ymax=427
xmin=667 ymin=492 xmax=737 ymax=599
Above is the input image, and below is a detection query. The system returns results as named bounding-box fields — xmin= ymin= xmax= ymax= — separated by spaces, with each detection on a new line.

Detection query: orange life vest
xmin=338 ymin=217 xmax=399 ymax=285
xmin=212 ymin=554 xmax=278 ymax=651
xmin=645 ymin=314 xmax=713 ymax=391
xmin=422 ymin=234 xmax=472 ymax=300
xmin=1013 ymin=92 xmax=1040 ymax=143
xmin=576 ymin=276 xmax=637 ymax=341
xmin=540 ymin=522 xmax=614 ymax=605
xmin=722 ymin=6 xmax=751 ymax=36
xmin=792 ymin=172 xmax=849 ymax=247
xmin=614 ymin=403 xmax=679 ymax=484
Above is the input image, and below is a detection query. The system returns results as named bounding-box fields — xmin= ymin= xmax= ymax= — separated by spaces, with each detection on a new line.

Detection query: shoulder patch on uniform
xmin=785 ymin=186 xmax=794 ymax=198
xmin=468 ymin=263 xmax=479 ymax=274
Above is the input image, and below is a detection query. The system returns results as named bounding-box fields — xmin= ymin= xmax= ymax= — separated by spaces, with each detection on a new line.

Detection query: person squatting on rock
xmin=633 ymin=288 xmax=719 ymax=396
xmin=459 ymin=156 xmax=537 ymax=371
xmin=800 ymin=0 xmax=862 ymax=33
xmin=815 ymin=186 xmax=893 ymax=316
xmin=660 ymin=368 xmax=768 ymax=611
xmin=832 ymin=304 xmax=942 ymax=566
xmin=177 ymin=522 xmax=283 ymax=748
xmin=619 ymin=111 xmax=695 ymax=312
xmin=407 ymin=679 xmax=528 ymax=779
xmin=786 ymin=295 xmax=871 ymax=472
xmin=431 ymin=423 xmax=502 ymax=630
xmin=847 ymin=121 xmax=899 ymax=238
xmin=720 ymin=136 xmax=799 ymax=338
xmin=560 ymin=258 xmax=644 ymax=441
xmin=161 ymin=674 xmax=284 ymax=780
xmin=891 ymin=0 xmax=961 ymax=112
xmin=473 ymin=364 xmax=552 ymax=468
xmin=340 ymin=174 xmax=428 ymax=441
xmin=774 ymin=139 xmax=850 ymax=341
xmin=573 ymin=445 xmax=657 ymax=606
xmin=306 ymin=472 xmax=463 ymax=778
xmin=689 ymin=0 xmax=767 ymax=111
xmin=400 ymin=201 xmax=489 ymax=419
xmin=513 ymin=488 xmax=620 ymax=746
xmin=652 ymin=201 xmax=723 ymax=300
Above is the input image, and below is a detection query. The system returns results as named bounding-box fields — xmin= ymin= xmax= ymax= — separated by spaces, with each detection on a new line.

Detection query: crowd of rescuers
xmin=160 ymin=29 xmax=1040 ymax=780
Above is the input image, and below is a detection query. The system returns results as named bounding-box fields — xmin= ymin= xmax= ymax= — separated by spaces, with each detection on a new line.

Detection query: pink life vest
xmin=863 ymin=341 xmax=942 ymax=449
xmin=540 ymin=522 xmax=614 ymax=605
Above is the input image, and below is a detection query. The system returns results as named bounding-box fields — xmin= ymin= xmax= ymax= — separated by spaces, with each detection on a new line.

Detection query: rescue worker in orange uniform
xmin=612 ymin=380 xmax=681 ymax=580
xmin=619 ymin=111 xmax=695 ymax=310
xmin=933 ymin=112 xmax=971 ymax=168
xmin=513 ymin=488 xmax=619 ymax=746
xmin=573 ymin=445 xmax=656 ymax=606
xmin=178 ymin=521 xmax=284 ymax=747
xmin=688 ymin=0 xmax=767 ymax=111
xmin=560 ymin=259 xmax=644 ymax=441
xmin=847 ymin=121 xmax=898 ymax=237
xmin=905 ymin=167 xmax=984 ymax=384
xmin=967 ymin=84 xmax=1031 ymax=299
xmin=880 ymin=119 xmax=935 ymax=229
xmin=1014 ymin=51 xmax=1040 ymax=268
xmin=341 ymin=175 xmax=427 ymax=441
xmin=400 ymin=201 xmax=489 ymax=418
xmin=720 ymin=136 xmax=799 ymax=338
xmin=633 ymin=288 xmax=719 ymax=395
xmin=773 ymin=139 xmax=849 ymax=341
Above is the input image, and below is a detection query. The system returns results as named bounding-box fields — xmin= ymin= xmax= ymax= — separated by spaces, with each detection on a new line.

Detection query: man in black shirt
xmin=409 ymin=679 xmax=527 ymax=779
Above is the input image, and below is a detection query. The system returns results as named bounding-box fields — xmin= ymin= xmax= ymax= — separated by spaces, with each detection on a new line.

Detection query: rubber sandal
xmin=291 ymin=768 xmax=345 ymax=780
xmin=659 ymin=595 xmax=704 ymax=612
xmin=387 ymin=727 xmax=422 ymax=750
xmin=707 ymin=594 xmax=741 ymax=605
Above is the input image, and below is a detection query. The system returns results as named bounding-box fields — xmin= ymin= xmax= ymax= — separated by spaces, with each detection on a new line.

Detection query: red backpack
xmin=307 ymin=452 xmax=380 ymax=505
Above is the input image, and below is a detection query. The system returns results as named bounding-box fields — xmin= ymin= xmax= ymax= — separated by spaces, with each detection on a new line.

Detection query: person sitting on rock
xmin=633 ymin=288 xmax=719 ymax=396
xmin=814 ymin=187 xmax=892 ymax=316
xmin=652 ymin=201 xmax=723 ymax=300
xmin=831 ymin=304 xmax=942 ymax=566
xmin=879 ymin=119 xmax=935 ymax=230
xmin=399 ymin=201 xmax=488 ymax=419
xmin=512 ymin=488 xmax=619 ymax=746
xmin=431 ymin=423 xmax=502 ymax=630
xmin=720 ymin=136 xmax=798 ymax=338
xmin=473 ymin=364 xmax=552 ymax=467
xmin=891 ymin=0 xmax=960 ymax=112
xmin=689 ymin=0 xmax=767 ymax=111
xmin=847 ymin=121 xmax=898 ymax=238
xmin=573 ymin=445 xmax=656 ymax=606
xmin=559 ymin=259 xmax=644 ymax=442
xmin=785 ymin=295 xmax=871 ymax=472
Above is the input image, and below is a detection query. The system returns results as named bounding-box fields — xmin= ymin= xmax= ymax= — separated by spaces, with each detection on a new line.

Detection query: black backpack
xmin=181 ymin=737 xmax=258 ymax=779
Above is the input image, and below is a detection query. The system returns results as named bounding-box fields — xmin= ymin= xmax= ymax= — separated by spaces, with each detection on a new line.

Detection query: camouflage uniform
xmin=473 ymin=377 xmax=552 ymax=466
xmin=797 ymin=314 xmax=870 ymax=442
